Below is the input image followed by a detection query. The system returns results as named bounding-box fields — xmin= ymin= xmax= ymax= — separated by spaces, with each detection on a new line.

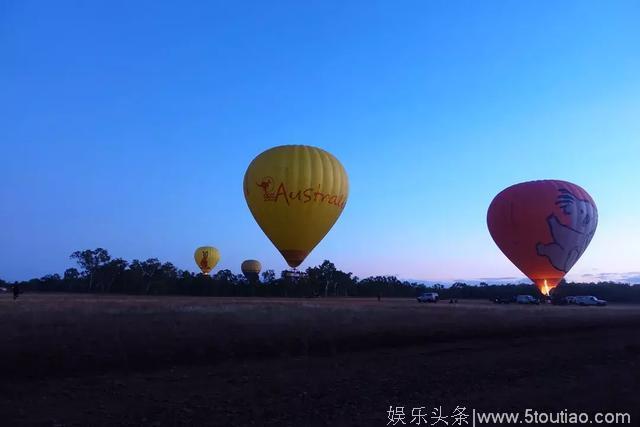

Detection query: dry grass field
xmin=1 ymin=293 xmax=639 ymax=426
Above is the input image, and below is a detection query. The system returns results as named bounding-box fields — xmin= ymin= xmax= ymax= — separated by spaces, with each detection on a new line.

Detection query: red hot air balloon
xmin=487 ymin=180 xmax=598 ymax=295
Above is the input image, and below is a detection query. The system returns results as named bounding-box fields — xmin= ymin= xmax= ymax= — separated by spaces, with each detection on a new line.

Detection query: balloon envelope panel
xmin=487 ymin=180 xmax=597 ymax=293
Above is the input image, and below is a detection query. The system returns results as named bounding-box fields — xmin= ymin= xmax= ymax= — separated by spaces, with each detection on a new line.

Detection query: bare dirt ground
xmin=1 ymin=294 xmax=639 ymax=426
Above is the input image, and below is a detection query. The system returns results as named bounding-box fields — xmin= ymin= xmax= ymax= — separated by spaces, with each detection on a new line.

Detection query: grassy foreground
xmin=2 ymin=293 xmax=640 ymax=378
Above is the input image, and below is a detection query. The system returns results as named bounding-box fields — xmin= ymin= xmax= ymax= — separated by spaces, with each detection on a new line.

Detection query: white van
xmin=417 ymin=292 xmax=439 ymax=303
xmin=574 ymin=296 xmax=607 ymax=306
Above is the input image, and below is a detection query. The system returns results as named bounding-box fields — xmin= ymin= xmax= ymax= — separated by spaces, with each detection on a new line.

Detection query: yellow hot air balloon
xmin=243 ymin=145 xmax=349 ymax=268
xmin=241 ymin=259 xmax=262 ymax=282
xmin=194 ymin=246 xmax=220 ymax=275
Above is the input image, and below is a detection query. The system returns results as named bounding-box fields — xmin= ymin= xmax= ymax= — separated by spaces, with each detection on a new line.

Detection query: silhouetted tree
xmin=100 ymin=258 xmax=128 ymax=293
xmin=64 ymin=268 xmax=80 ymax=280
xmin=261 ymin=269 xmax=276 ymax=284
xmin=307 ymin=260 xmax=338 ymax=297
xmin=70 ymin=248 xmax=111 ymax=291
xmin=11 ymin=247 xmax=640 ymax=302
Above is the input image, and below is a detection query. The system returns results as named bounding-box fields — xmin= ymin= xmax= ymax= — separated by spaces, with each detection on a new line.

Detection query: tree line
xmin=1 ymin=248 xmax=639 ymax=302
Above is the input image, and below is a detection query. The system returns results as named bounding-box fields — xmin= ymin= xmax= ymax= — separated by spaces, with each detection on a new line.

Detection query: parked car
xmin=417 ymin=292 xmax=439 ymax=303
xmin=492 ymin=296 xmax=513 ymax=304
xmin=516 ymin=295 xmax=540 ymax=305
xmin=551 ymin=295 xmax=570 ymax=305
xmin=574 ymin=296 xmax=607 ymax=306
xmin=0 ymin=287 xmax=7 ymax=293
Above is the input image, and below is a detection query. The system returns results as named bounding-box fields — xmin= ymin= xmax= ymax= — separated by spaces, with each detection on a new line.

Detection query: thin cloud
xmin=570 ymin=271 xmax=640 ymax=284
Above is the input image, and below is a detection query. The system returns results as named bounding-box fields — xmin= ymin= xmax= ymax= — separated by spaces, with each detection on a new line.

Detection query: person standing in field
xmin=12 ymin=283 xmax=20 ymax=300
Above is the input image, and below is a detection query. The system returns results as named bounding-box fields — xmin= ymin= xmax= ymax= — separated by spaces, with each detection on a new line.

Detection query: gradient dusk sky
xmin=2 ymin=1 xmax=639 ymax=283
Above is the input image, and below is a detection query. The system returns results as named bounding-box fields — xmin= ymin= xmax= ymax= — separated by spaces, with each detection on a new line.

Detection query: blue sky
xmin=1 ymin=1 xmax=639 ymax=282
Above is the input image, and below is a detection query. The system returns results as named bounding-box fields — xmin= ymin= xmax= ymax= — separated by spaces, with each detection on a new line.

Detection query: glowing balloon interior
xmin=243 ymin=145 xmax=349 ymax=268
xmin=487 ymin=180 xmax=597 ymax=295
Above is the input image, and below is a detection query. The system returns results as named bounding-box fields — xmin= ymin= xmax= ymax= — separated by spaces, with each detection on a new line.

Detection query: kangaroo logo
xmin=536 ymin=189 xmax=597 ymax=272
xmin=256 ymin=176 xmax=276 ymax=201
xmin=199 ymin=251 xmax=209 ymax=270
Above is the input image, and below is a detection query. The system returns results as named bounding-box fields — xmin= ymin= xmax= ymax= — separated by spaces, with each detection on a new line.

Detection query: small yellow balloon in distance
xmin=243 ymin=145 xmax=349 ymax=268
xmin=241 ymin=259 xmax=262 ymax=276
xmin=241 ymin=259 xmax=262 ymax=282
xmin=194 ymin=246 xmax=220 ymax=275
